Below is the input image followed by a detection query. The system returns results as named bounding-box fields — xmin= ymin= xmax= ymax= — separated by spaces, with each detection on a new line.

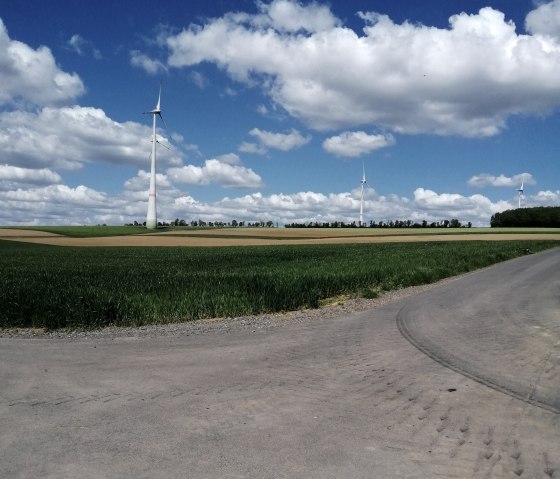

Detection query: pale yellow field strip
xmin=0 ymin=229 xmax=62 ymax=237
xmin=1 ymin=228 xmax=560 ymax=247
xmin=149 ymin=228 xmax=384 ymax=238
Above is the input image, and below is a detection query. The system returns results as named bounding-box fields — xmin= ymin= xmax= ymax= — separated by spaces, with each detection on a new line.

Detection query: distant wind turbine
xmin=359 ymin=162 xmax=368 ymax=227
xmin=517 ymin=178 xmax=524 ymax=209
xmin=144 ymin=85 xmax=164 ymax=229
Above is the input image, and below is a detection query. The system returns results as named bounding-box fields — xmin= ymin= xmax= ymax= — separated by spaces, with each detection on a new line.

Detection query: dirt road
xmin=1 ymin=250 xmax=559 ymax=478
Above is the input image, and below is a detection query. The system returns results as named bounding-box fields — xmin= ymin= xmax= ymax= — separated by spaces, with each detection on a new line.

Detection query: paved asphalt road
xmin=1 ymin=249 xmax=559 ymax=478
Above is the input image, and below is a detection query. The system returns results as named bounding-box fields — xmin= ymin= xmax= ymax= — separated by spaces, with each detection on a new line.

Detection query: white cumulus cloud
xmin=468 ymin=173 xmax=536 ymax=188
xmin=0 ymin=106 xmax=182 ymax=170
xmin=1 ymin=179 xmax=556 ymax=227
xmin=525 ymin=0 xmax=560 ymax=39
xmin=124 ymin=170 xmax=174 ymax=192
xmin=245 ymin=127 xmax=311 ymax=153
xmin=323 ymin=131 xmax=395 ymax=157
xmin=412 ymin=188 xmax=511 ymax=223
xmin=238 ymin=141 xmax=268 ymax=155
xmin=0 ymin=18 xmax=84 ymax=108
xmin=167 ymin=157 xmax=263 ymax=188
xmin=532 ymin=190 xmax=560 ymax=204
xmin=256 ymin=0 xmax=340 ymax=33
xmin=130 ymin=50 xmax=167 ymax=75
xmin=163 ymin=2 xmax=560 ymax=137
xmin=0 ymin=164 xmax=62 ymax=188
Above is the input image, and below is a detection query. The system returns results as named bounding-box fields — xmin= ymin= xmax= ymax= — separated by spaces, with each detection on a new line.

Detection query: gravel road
xmin=1 ymin=249 xmax=559 ymax=478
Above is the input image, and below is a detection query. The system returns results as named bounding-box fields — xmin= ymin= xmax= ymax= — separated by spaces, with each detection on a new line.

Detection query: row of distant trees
xmin=125 ymin=219 xmax=277 ymax=228
xmin=286 ymin=219 xmax=472 ymax=228
xmin=490 ymin=207 xmax=560 ymax=227
xmin=125 ymin=218 xmax=474 ymax=228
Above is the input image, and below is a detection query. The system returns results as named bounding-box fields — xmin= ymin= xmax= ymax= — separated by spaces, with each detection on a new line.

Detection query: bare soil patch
xmin=0 ymin=228 xmax=62 ymax=238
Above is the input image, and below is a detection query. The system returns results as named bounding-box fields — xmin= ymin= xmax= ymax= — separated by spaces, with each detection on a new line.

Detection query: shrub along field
xmin=1 ymin=239 xmax=559 ymax=330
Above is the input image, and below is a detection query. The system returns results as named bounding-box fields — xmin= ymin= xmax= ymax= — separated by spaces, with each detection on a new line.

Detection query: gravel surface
xmin=0 ymin=278 xmax=460 ymax=340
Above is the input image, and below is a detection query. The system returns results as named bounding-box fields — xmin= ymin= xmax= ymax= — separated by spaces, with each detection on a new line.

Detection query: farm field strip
xmin=2 ymin=227 xmax=560 ymax=247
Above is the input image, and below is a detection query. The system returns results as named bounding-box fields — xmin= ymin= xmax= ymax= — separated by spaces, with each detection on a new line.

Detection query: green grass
xmin=5 ymin=226 xmax=170 ymax=237
xmin=1 ymin=239 xmax=558 ymax=330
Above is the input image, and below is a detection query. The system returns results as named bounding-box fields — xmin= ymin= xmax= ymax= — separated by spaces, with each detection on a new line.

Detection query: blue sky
xmin=0 ymin=0 xmax=559 ymax=226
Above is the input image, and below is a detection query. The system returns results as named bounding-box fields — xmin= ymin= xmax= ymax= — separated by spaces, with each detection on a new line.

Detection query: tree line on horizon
xmin=285 ymin=219 xmax=472 ymax=228
xmin=125 ymin=219 xmax=277 ymax=228
xmin=490 ymin=206 xmax=560 ymax=227
xmin=124 ymin=218 xmax=473 ymax=228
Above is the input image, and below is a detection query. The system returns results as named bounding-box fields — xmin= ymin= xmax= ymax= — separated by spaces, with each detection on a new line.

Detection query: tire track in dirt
xmin=397 ymin=248 xmax=560 ymax=414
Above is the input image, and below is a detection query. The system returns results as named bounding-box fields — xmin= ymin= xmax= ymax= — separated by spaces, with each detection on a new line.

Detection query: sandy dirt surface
xmin=1 ymin=228 xmax=560 ymax=247
xmin=0 ymin=229 xmax=62 ymax=237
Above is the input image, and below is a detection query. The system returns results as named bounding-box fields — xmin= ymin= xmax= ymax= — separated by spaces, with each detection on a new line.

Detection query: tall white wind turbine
xmin=145 ymin=86 xmax=163 ymax=229
xmin=359 ymin=162 xmax=367 ymax=227
xmin=517 ymin=179 xmax=524 ymax=208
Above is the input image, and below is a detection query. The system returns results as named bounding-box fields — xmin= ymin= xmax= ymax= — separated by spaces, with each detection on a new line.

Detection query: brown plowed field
xmin=2 ymin=228 xmax=560 ymax=247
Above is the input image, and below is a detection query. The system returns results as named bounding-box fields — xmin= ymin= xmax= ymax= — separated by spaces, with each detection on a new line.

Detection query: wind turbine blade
xmin=158 ymin=112 xmax=168 ymax=131
xmin=156 ymin=85 xmax=161 ymax=111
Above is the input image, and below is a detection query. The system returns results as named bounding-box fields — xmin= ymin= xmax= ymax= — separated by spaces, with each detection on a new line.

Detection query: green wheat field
xmin=2 ymin=238 xmax=559 ymax=330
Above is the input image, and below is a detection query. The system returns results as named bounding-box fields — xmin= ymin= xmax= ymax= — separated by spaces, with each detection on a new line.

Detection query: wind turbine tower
xmin=145 ymin=86 xmax=163 ymax=229
xmin=517 ymin=179 xmax=524 ymax=209
xmin=359 ymin=162 xmax=367 ymax=227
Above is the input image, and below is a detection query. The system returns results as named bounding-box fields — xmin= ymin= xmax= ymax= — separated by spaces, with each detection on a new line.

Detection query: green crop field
xmin=1 ymin=239 xmax=559 ymax=330
xmin=7 ymin=225 xmax=170 ymax=237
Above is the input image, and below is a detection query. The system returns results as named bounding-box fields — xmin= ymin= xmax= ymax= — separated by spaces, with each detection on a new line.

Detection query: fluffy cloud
xmin=130 ymin=50 xmax=167 ymax=75
xmin=525 ymin=0 xmax=560 ymax=39
xmin=124 ymin=170 xmax=174 ymax=192
xmin=0 ymin=184 xmax=110 ymax=226
xmin=2 ymin=176 xmax=556 ymax=227
xmin=167 ymin=156 xmax=263 ymax=188
xmin=0 ymin=19 xmax=84 ymax=108
xmin=3 ymin=184 xmax=105 ymax=206
xmin=0 ymin=164 xmax=62 ymax=188
xmin=215 ymin=153 xmax=242 ymax=165
xmin=164 ymin=1 xmax=560 ymax=137
xmin=255 ymin=0 xmax=340 ymax=33
xmin=412 ymin=188 xmax=511 ymax=223
xmin=238 ymin=141 xmax=267 ymax=155
xmin=532 ymin=190 xmax=560 ymax=204
xmin=0 ymin=106 xmax=182 ymax=170
xmin=194 ymin=187 xmax=512 ymax=226
xmin=468 ymin=173 xmax=535 ymax=188
xmin=242 ymin=127 xmax=311 ymax=154
xmin=323 ymin=131 xmax=394 ymax=157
